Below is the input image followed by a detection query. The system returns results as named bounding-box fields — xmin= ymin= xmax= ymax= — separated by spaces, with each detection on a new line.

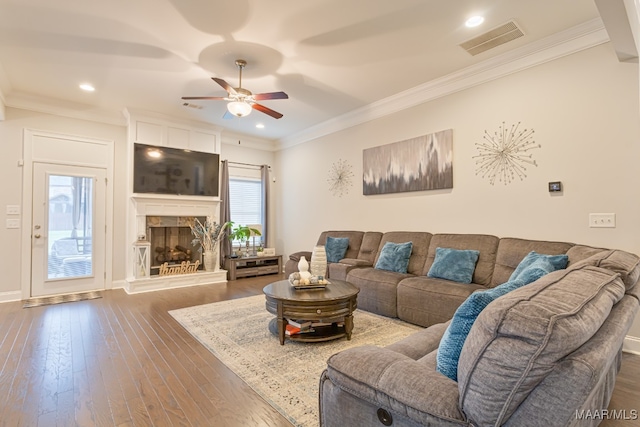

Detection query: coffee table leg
xmin=345 ymin=313 xmax=354 ymax=340
xmin=277 ymin=301 xmax=285 ymax=345
xmin=277 ymin=317 xmax=285 ymax=345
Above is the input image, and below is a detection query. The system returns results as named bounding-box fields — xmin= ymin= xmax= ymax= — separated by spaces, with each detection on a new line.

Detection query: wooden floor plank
xmin=0 ymin=274 xmax=636 ymax=426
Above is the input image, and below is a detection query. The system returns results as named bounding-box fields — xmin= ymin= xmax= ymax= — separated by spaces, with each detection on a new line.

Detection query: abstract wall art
xmin=362 ymin=129 xmax=453 ymax=195
xmin=327 ymin=158 xmax=354 ymax=197
xmin=473 ymin=122 xmax=540 ymax=185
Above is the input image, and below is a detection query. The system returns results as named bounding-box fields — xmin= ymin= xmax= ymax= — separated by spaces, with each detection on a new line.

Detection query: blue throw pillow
xmin=325 ymin=237 xmax=349 ymax=263
xmin=509 ymin=251 xmax=569 ymax=282
xmin=436 ymin=257 xmax=559 ymax=381
xmin=427 ymin=247 xmax=480 ymax=284
xmin=374 ymin=241 xmax=413 ymax=273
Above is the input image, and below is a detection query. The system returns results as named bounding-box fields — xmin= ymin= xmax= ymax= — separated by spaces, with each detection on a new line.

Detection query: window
xmin=229 ymin=177 xmax=263 ymax=243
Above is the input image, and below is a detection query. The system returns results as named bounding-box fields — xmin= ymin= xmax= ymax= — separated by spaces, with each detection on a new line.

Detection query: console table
xmin=225 ymin=255 xmax=282 ymax=280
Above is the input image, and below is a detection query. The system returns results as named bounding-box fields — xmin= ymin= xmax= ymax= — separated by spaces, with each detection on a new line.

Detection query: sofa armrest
xmin=325 ymin=346 xmax=465 ymax=425
xmin=288 ymin=251 xmax=312 ymax=263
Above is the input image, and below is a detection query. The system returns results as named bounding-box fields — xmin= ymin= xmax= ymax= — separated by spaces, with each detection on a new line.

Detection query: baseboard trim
xmin=623 ymin=335 xmax=640 ymax=355
xmin=0 ymin=290 xmax=22 ymax=303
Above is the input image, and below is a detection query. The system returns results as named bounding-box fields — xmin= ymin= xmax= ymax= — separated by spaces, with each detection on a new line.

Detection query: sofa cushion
xmin=436 ymin=257 xmax=559 ymax=381
xmin=427 ymin=247 xmax=480 ymax=284
xmin=317 ymin=231 xmax=364 ymax=260
xmin=374 ymin=232 xmax=432 ymax=276
xmin=491 ymin=237 xmax=573 ymax=286
xmin=422 ymin=234 xmax=499 ymax=286
xmin=357 ymin=231 xmax=384 ymax=264
xmin=326 ymin=236 xmax=350 ymax=263
xmin=457 ymin=264 xmax=626 ymax=426
xmin=508 ymin=251 xmax=568 ymax=282
xmin=348 ymin=267 xmax=413 ymax=318
xmin=397 ymin=277 xmax=484 ymax=327
xmin=375 ymin=241 xmax=413 ymax=273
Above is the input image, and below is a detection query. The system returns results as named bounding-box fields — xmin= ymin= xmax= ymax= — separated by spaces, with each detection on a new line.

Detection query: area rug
xmin=169 ymin=295 xmax=423 ymax=427
xmin=22 ymin=290 xmax=102 ymax=308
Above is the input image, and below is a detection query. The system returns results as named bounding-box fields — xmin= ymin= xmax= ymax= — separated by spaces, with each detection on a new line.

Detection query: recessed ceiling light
xmin=465 ymin=16 xmax=485 ymax=28
xmin=79 ymin=83 xmax=95 ymax=92
xmin=256 ymin=123 xmax=265 ymax=129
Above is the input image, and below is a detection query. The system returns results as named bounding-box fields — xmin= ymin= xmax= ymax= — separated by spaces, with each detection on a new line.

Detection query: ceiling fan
xmin=182 ymin=59 xmax=288 ymax=119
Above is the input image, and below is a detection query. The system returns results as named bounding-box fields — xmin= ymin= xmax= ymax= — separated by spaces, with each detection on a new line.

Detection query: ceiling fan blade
xmin=222 ymin=110 xmax=235 ymax=120
xmin=181 ymin=96 xmax=227 ymax=100
xmin=252 ymin=91 xmax=289 ymax=101
xmin=212 ymin=77 xmax=237 ymax=95
xmin=252 ymin=103 xmax=283 ymax=119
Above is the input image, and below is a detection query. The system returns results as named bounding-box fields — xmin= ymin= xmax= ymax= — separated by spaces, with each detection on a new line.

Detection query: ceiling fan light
xmin=227 ymin=101 xmax=252 ymax=117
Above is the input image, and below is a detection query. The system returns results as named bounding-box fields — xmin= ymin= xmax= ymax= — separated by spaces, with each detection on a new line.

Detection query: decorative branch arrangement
xmin=473 ymin=122 xmax=540 ymax=185
xmin=327 ymin=159 xmax=354 ymax=197
xmin=189 ymin=217 xmax=230 ymax=252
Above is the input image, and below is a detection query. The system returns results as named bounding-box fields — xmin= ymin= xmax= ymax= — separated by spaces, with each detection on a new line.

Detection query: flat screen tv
xmin=133 ymin=143 xmax=219 ymax=196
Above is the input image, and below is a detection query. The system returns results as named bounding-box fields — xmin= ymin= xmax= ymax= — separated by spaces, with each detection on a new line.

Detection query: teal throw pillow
xmin=325 ymin=237 xmax=349 ymax=263
xmin=374 ymin=241 xmax=413 ymax=273
xmin=436 ymin=257 xmax=560 ymax=381
xmin=509 ymin=251 xmax=568 ymax=282
xmin=427 ymin=247 xmax=480 ymax=284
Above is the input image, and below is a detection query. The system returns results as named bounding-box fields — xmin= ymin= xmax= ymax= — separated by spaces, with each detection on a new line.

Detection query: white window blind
xmin=229 ymin=177 xmax=263 ymax=237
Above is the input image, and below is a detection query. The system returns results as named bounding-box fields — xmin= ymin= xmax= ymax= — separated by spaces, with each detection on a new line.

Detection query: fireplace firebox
xmin=146 ymin=216 xmax=203 ymax=275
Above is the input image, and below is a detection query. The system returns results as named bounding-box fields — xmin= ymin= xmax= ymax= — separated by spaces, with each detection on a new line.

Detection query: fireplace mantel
xmin=131 ymin=194 xmax=220 ymax=217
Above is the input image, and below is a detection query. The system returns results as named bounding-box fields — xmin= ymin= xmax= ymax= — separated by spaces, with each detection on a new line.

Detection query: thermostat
xmin=548 ymin=181 xmax=562 ymax=192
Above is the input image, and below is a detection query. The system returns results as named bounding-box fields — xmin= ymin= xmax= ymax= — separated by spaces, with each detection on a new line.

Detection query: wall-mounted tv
xmin=133 ymin=143 xmax=219 ymax=196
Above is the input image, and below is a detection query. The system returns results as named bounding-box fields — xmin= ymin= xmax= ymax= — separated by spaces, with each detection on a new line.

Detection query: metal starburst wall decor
xmin=327 ymin=159 xmax=354 ymax=197
xmin=473 ymin=122 xmax=540 ymax=185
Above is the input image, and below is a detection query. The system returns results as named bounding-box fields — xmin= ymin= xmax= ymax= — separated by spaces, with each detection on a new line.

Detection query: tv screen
xmin=133 ymin=143 xmax=219 ymax=196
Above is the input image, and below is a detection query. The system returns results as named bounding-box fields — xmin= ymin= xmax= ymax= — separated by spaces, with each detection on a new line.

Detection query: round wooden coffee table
xmin=263 ymin=279 xmax=359 ymax=345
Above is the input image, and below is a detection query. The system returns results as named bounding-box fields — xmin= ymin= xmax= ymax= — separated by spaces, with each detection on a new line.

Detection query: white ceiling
xmin=0 ymin=0 xmax=605 ymax=142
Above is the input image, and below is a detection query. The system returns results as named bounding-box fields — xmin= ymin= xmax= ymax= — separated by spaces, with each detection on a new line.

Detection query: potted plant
xmin=228 ymin=223 xmax=262 ymax=257
xmin=189 ymin=217 xmax=231 ymax=271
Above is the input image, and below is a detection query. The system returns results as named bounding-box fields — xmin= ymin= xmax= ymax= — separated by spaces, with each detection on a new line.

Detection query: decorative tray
xmin=293 ymin=284 xmax=327 ymax=290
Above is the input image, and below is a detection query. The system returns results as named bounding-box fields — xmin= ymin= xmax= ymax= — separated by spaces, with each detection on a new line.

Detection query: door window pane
xmin=47 ymin=175 xmax=94 ymax=279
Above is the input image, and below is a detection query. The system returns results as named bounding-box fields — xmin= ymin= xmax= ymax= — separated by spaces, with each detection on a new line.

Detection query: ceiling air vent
xmin=460 ymin=20 xmax=524 ymax=56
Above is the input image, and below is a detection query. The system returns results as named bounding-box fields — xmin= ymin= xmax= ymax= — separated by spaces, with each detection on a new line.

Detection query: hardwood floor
xmin=0 ymin=275 xmax=638 ymax=427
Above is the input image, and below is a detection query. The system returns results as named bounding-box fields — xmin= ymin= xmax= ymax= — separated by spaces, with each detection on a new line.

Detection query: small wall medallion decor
xmin=327 ymin=158 xmax=354 ymax=197
xmin=363 ymin=129 xmax=453 ymax=195
xmin=473 ymin=122 xmax=540 ymax=185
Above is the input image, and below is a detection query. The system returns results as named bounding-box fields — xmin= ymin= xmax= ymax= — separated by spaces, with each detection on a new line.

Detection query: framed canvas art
xmin=363 ymin=129 xmax=453 ymax=195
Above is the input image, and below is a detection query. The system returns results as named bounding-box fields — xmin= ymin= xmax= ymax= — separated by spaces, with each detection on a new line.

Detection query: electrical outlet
xmin=6 ymin=219 xmax=20 ymax=229
xmin=6 ymin=205 xmax=20 ymax=215
xmin=589 ymin=213 xmax=616 ymax=228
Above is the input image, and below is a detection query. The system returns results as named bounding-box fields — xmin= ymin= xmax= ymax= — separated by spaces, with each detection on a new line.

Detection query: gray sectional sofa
xmin=286 ymin=230 xmax=640 ymax=426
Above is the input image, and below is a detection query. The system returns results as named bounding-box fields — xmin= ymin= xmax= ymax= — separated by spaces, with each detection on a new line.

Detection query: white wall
xmin=0 ymin=108 xmax=128 ymax=296
xmin=275 ymin=43 xmax=640 ymax=341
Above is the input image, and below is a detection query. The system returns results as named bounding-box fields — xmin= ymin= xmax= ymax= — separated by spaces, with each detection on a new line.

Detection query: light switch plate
xmin=6 ymin=219 xmax=20 ymax=229
xmin=6 ymin=205 xmax=20 ymax=215
xmin=589 ymin=213 xmax=616 ymax=228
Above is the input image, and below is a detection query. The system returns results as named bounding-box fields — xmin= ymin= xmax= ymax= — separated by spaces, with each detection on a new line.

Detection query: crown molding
xmin=5 ymin=92 xmax=126 ymax=126
xmin=122 ymin=107 xmax=222 ymax=133
xmin=276 ymin=19 xmax=610 ymax=151
xmin=221 ymin=130 xmax=279 ymax=152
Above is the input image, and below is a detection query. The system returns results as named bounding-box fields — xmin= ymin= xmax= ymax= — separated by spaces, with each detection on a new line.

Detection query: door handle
xmin=34 ymin=234 xmax=41 ymax=239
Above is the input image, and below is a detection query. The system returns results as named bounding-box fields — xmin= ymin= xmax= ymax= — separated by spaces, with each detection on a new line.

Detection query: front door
xmin=31 ymin=162 xmax=106 ymax=297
